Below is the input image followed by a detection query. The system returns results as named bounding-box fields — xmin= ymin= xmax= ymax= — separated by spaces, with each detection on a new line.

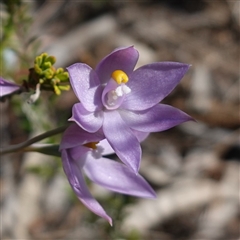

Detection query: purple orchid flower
xmin=60 ymin=123 xmax=156 ymax=225
xmin=67 ymin=46 xmax=193 ymax=173
xmin=0 ymin=77 xmax=21 ymax=98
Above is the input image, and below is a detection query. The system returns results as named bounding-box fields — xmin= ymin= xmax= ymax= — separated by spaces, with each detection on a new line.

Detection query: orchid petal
xmin=84 ymin=156 xmax=156 ymax=198
xmin=0 ymin=77 xmax=21 ymax=97
xmin=102 ymin=111 xmax=141 ymax=173
xmin=68 ymin=145 xmax=89 ymax=168
xmin=121 ymin=62 xmax=190 ymax=111
xmin=70 ymin=103 xmax=103 ymax=133
xmin=67 ymin=63 xmax=102 ymax=111
xmin=61 ymin=150 xmax=112 ymax=225
xmin=98 ymin=139 xmax=115 ymax=156
xmin=131 ymin=129 xmax=150 ymax=142
xmin=60 ymin=123 xmax=104 ymax=150
xmin=95 ymin=46 xmax=139 ymax=84
xmin=120 ymin=104 xmax=193 ymax=132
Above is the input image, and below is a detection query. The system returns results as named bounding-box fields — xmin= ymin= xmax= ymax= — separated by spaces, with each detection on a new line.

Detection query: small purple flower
xmin=60 ymin=123 xmax=156 ymax=225
xmin=67 ymin=46 xmax=192 ymax=173
xmin=0 ymin=77 xmax=21 ymax=98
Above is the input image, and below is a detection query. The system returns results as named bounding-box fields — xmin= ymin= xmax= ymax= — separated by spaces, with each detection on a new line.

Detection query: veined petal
xmin=70 ymin=103 xmax=103 ymax=133
xmin=102 ymin=111 xmax=141 ymax=173
xmin=121 ymin=62 xmax=190 ymax=111
xmin=0 ymin=77 xmax=21 ymax=97
xmin=60 ymin=123 xmax=104 ymax=150
xmin=131 ymin=129 xmax=150 ymax=142
xmin=120 ymin=104 xmax=193 ymax=132
xmin=95 ymin=46 xmax=139 ymax=84
xmin=61 ymin=150 xmax=112 ymax=225
xmin=84 ymin=156 xmax=156 ymax=198
xmin=67 ymin=63 xmax=102 ymax=111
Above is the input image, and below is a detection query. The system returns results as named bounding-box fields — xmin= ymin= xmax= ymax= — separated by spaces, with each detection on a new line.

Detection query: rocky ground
xmin=0 ymin=1 xmax=239 ymax=239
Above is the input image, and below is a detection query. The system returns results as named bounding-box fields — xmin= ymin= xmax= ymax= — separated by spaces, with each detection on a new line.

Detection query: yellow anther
xmin=84 ymin=142 xmax=99 ymax=150
xmin=111 ymin=70 xmax=129 ymax=84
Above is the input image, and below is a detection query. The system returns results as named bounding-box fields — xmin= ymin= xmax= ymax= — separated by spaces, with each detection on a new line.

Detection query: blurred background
xmin=0 ymin=0 xmax=239 ymax=239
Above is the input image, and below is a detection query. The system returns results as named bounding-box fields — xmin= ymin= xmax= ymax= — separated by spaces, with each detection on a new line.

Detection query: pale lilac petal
xmin=121 ymin=62 xmax=190 ymax=111
xmin=84 ymin=156 xmax=156 ymax=198
xmin=102 ymin=111 xmax=141 ymax=173
xmin=98 ymin=139 xmax=115 ymax=156
xmin=67 ymin=63 xmax=103 ymax=111
xmin=68 ymin=145 xmax=89 ymax=168
xmin=131 ymin=129 xmax=150 ymax=142
xmin=60 ymin=123 xmax=104 ymax=150
xmin=95 ymin=46 xmax=139 ymax=84
xmin=120 ymin=104 xmax=193 ymax=132
xmin=70 ymin=103 xmax=103 ymax=133
xmin=61 ymin=150 xmax=112 ymax=225
xmin=0 ymin=77 xmax=21 ymax=97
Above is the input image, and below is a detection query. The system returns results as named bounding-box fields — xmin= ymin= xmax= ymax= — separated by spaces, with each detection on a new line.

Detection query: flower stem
xmin=0 ymin=125 xmax=68 ymax=155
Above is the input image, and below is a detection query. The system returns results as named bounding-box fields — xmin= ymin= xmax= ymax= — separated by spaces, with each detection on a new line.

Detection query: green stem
xmin=0 ymin=125 xmax=68 ymax=155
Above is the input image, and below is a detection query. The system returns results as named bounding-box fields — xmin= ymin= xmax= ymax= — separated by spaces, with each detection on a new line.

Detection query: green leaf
xmin=25 ymin=144 xmax=61 ymax=157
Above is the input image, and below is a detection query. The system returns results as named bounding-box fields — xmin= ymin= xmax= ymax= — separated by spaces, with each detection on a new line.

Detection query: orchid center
xmin=111 ymin=70 xmax=129 ymax=84
xmin=83 ymin=142 xmax=103 ymax=159
xmin=84 ymin=142 xmax=99 ymax=149
xmin=103 ymin=70 xmax=131 ymax=109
